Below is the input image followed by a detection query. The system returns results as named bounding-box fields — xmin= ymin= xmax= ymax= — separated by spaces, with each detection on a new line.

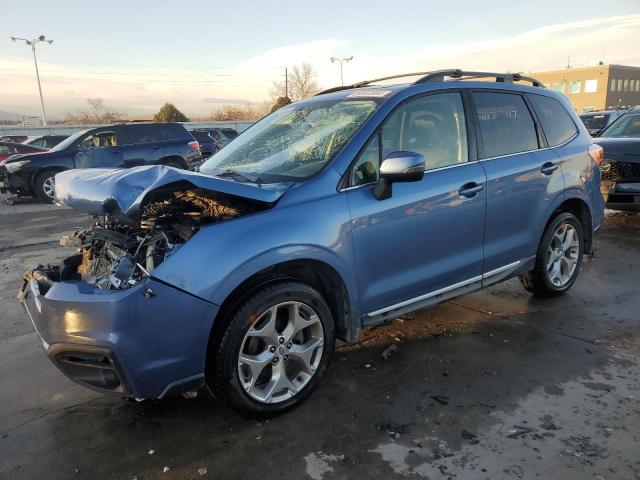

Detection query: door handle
xmin=459 ymin=182 xmax=484 ymax=198
xmin=541 ymin=162 xmax=559 ymax=175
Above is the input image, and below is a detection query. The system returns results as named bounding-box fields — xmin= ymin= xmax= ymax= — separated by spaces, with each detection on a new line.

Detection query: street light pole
xmin=330 ymin=56 xmax=354 ymax=86
xmin=10 ymin=35 xmax=53 ymax=126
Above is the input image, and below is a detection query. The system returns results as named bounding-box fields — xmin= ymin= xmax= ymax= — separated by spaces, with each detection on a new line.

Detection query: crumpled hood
xmin=55 ymin=165 xmax=292 ymax=223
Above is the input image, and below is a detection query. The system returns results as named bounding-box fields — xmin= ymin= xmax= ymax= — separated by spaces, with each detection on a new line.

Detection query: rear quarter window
xmin=472 ymin=92 xmax=539 ymax=158
xmin=157 ymin=123 xmax=190 ymax=141
xmin=528 ymin=94 xmax=578 ymax=146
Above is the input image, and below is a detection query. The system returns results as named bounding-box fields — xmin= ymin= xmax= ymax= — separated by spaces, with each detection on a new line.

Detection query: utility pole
xmin=10 ymin=35 xmax=53 ymax=126
xmin=285 ymin=67 xmax=288 ymax=99
xmin=330 ymin=56 xmax=354 ymax=86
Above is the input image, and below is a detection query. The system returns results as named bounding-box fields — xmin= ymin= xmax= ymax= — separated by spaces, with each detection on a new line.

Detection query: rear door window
xmin=157 ymin=124 xmax=187 ymax=141
xmin=472 ymin=92 xmax=539 ymax=158
xmin=528 ymin=94 xmax=577 ymax=146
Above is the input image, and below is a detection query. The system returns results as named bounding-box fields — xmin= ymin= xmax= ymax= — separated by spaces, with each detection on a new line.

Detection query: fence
xmin=0 ymin=121 xmax=255 ymax=137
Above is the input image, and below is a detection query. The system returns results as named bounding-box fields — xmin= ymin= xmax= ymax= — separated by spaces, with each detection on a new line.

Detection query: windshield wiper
xmin=214 ymin=169 xmax=262 ymax=184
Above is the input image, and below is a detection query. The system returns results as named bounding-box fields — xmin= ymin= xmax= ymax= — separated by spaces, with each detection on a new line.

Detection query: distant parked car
xmin=24 ymin=135 xmax=69 ymax=149
xmin=0 ymin=141 xmax=47 ymax=163
xmin=0 ymin=123 xmax=202 ymax=201
xmin=596 ymin=107 xmax=640 ymax=211
xmin=579 ymin=110 xmax=624 ymax=137
xmin=189 ymin=130 xmax=219 ymax=158
xmin=194 ymin=127 xmax=238 ymax=148
xmin=0 ymin=135 xmax=29 ymax=143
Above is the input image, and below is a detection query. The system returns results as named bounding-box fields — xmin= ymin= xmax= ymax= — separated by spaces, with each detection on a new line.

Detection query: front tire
xmin=519 ymin=212 xmax=584 ymax=297
xmin=209 ymin=281 xmax=336 ymax=418
xmin=34 ymin=169 xmax=59 ymax=202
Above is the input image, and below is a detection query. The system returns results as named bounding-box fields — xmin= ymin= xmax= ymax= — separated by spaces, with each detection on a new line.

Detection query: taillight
xmin=188 ymin=140 xmax=200 ymax=151
xmin=589 ymin=144 xmax=604 ymax=167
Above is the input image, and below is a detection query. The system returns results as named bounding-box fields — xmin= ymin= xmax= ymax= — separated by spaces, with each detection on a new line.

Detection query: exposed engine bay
xmin=42 ymin=188 xmax=262 ymax=291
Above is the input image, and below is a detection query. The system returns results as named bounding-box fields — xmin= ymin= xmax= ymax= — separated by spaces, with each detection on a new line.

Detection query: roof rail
xmin=315 ymin=69 xmax=544 ymax=96
xmin=315 ymin=72 xmax=433 ymax=96
xmin=413 ymin=69 xmax=544 ymax=87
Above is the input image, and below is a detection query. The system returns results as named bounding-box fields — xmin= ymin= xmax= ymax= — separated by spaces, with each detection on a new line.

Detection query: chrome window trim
xmin=365 ymin=260 xmax=522 ymax=318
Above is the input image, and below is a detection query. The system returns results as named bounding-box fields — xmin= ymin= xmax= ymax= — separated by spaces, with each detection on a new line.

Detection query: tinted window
xmin=601 ymin=113 xmax=640 ymax=138
xmin=128 ymin=125 xmax=160 ymax=144
xmin=221 ymin=128 xmax=238 ymax=138
xmin=350 ymin=92 xmax=468 ymax=186
xmin=190 ymin=131 xmax=211 ymax=142
xmin=529 ymin=94 xmax=577 ymax=146
xmin=580 ymin=114 xmax=608 ymax=130
xmin=472 ymin=92 xmax=538 ymax=158
xmin=157 ymin=123 xmax=188 ymax=141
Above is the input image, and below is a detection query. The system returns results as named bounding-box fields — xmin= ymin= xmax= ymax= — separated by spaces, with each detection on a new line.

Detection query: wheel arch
xmin=31 ymin=166 xmax=69 ymax=197
xmin=204 ymin=258 xmax=354 ymax=379
xmin=544 ymin=194 xmax=593 ymax=253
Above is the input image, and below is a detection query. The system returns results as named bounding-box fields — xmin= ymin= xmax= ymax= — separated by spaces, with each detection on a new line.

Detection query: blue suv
xmin=19 ymin=70 xmax=605 ymax=417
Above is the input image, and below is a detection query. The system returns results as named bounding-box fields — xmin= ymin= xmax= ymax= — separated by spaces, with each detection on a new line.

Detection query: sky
xmin=1 ymin=0 xmax=639 ymax=119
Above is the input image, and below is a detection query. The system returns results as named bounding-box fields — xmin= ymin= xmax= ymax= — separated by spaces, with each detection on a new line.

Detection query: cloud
xmin=1 ymin=14 xmax=638 ymax=117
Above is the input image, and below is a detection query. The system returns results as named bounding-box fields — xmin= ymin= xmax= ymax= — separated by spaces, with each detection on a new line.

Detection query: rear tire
xmin=34 ymin=169 xmax=59 ymax=202
xmin=208 ymin=281 xmax=335 ymax=418
xmin=519 ymin=212 xmax=584 ymax=297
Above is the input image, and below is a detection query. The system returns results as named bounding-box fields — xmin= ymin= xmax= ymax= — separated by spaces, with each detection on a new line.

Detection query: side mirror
xmin=373 ymin=151 xmax=424 ymax=200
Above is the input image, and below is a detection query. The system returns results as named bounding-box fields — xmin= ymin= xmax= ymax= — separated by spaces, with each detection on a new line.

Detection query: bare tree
xmin=271 ymin=63 xmax=321 ymax=102
xmin=65 ymin=98 xmax=124 ymax=125
xmin=209 ymin=102 xmax=272 ymax=121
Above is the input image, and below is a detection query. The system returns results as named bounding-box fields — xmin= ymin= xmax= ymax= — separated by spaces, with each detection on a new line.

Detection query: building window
xmin=623 ymin=79 xmax=630 ymax=91
xmin=617 ymin=79 xmax=623 ymax=91
xmin=610 ymin=79 xmax=617 ymax=91
xmin=584 ymin=79 xmax=598 ymax=93
xmin=636 ymin=79 xmax=640 ymax=92
xmin=567 ymin=81 xmax=581 ymax=94
xmin=552 ymin=82 xmax=565 ymax=93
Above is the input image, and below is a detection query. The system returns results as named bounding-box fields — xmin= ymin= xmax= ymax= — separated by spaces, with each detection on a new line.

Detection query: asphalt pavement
xmin=1 ymin=194 xmax=639 ymax=480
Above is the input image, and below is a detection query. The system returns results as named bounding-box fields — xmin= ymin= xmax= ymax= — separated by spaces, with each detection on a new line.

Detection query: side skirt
xmin=362 ymin=256 xmax=535 ymax=328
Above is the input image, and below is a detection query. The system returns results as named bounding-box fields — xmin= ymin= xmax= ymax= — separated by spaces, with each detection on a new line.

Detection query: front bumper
xmin=19 ymin=272 xmax=219 ymax=398
xmin=0 ymin=167 xmax=31 ymax=195
xmin=601 ymin=181 xmax=640 ymax=212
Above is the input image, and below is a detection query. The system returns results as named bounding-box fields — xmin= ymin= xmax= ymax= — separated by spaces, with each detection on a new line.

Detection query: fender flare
xmin=208 ymin=243 xmax=361 ymax=318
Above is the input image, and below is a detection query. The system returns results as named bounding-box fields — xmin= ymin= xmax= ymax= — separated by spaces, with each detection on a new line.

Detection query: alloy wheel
xmin=237 ymin=301 xmax=324 ymax=404
xmin=546 ymin=223 xmax=580 ymax=287
xmin=42 ymin=176 xmax=55 ymax=199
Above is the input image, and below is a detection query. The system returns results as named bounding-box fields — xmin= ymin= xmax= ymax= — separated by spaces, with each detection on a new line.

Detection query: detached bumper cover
xmin=19 ymin=274 xmax=219 ymax=398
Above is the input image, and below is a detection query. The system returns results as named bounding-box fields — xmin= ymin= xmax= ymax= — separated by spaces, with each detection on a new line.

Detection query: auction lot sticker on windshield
xmin=347 ymin=89 xmax=392 ymax=98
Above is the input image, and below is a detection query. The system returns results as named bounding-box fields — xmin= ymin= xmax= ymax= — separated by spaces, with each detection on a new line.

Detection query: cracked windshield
xmin=200 ymin=99 xmax=378 ymax=182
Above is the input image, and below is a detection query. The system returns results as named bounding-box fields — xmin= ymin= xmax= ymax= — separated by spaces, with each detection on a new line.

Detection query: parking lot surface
xmin=1 ymin=195 xmax=639 ymax=480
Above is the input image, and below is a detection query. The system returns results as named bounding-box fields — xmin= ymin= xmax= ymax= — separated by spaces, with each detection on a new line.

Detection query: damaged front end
xmin=51 ymin=188 xmax=255 ymax=291
xmin=19 ymin=166 xmax=285 ymax=398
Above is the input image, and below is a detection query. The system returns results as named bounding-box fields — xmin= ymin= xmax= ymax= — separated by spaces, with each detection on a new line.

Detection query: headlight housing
xmin=4 ymin=160 xmax=31 ymax=173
